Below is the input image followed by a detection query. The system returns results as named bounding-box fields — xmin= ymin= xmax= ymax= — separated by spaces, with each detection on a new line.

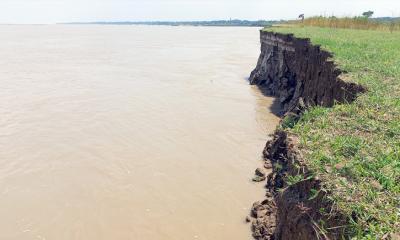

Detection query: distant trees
xmin=298 ymin=14 xmax=305 ymax=22
xmin=362 ymin=11 xmax=374 ymax=18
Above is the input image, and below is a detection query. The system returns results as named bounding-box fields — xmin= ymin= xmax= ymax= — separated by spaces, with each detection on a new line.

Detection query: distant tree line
xmin=64 ymin=19 xmax=284 ymax=27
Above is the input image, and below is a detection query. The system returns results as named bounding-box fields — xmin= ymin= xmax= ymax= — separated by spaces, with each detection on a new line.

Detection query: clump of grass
xmin=292 ymin=16 xmax=400 ymax=32
xmin=267 ymin=26 xmax=400 ymax=239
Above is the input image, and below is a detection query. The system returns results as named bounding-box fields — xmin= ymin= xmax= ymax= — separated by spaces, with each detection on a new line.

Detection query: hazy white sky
xmin=0 ymin=0 xmax=399 ymax=24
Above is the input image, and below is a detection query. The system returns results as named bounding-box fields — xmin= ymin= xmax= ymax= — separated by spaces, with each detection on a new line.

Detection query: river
xmin=0 ymin=25 xmax=280 ymax=240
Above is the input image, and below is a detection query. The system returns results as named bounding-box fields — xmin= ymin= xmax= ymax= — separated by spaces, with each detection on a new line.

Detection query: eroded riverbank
xmin=247 ymin=30 xmax=366 ymax=240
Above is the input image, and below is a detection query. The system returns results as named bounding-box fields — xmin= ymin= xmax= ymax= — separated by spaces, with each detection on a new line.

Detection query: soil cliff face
xmin=248 ymin=31 xmax=365 ymax=240
xmin=249 ymin=31 xmax=364 ymax=115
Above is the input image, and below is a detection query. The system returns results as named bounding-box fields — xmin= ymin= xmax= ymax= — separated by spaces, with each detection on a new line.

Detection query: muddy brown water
xmin=0 ymin=25 xmax=280 ymax=240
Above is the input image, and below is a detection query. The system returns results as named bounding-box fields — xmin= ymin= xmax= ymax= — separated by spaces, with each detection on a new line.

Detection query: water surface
xmin=0 ymin=25 xmax=280 ymax=240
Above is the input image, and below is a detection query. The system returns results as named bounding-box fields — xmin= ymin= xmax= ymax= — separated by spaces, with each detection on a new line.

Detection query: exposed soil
xmin=247 ymin=31 xmax=366 ymax=240
xmin=249 ymin=31 xmax=365 ymax=115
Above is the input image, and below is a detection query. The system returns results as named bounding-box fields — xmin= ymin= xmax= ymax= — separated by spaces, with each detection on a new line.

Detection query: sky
xmin=0 ymin=0 xmax=399 ymax=24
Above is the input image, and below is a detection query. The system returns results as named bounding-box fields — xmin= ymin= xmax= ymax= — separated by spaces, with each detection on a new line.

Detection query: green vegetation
xmin=267 ymin=26 xmax=400 ymax=239
xmin=292 ymin=16 xmax=400 ymax=32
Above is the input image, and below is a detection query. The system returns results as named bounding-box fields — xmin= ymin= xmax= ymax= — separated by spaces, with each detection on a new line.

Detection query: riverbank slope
xmin=248 ymin=26 xmax=399 ymax=239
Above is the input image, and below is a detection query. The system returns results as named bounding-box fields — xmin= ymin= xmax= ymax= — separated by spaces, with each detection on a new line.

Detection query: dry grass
xmin=292 ymin=16 xmax=400 ymax=32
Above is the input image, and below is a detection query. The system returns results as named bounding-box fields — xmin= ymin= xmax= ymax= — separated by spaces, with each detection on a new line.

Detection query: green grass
xmin=266 ymin=26 xmax=400 ymax=239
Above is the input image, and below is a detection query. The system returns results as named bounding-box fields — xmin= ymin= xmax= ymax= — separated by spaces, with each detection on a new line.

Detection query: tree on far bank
xmin=362 ymin=11 xmax=374 ymax=18
xmin=298 ymin=14 xmax=305 ymax=22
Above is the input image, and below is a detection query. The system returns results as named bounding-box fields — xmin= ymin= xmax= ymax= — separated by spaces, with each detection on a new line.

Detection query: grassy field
xmin=267 ymin=26 xmax=400 ymax=239
xmin=293 ymin=16 xmax=400 ymax=32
